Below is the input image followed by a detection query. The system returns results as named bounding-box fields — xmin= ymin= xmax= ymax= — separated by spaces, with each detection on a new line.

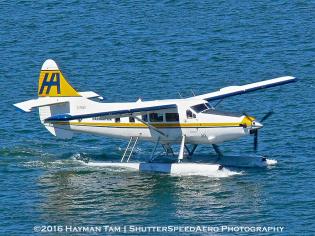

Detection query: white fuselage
xmin=40 ymin=97 xmax=253 ymax=144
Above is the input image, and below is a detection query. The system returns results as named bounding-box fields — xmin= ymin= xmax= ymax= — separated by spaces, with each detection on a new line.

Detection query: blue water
xmin=1 ymin=1 xmax=314 ymax=235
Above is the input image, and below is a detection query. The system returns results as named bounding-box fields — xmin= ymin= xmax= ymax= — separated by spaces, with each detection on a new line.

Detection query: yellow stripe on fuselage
xmin=52 ymin=121 xmax=245 ymax=128
xmin=51 ymin=114 xmax=253 ymax=128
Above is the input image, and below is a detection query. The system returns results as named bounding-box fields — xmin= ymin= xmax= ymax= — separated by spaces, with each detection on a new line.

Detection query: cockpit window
xmin=186 ymin=109 xmax=196 ymax=119
xmin=191 ymin=103 xmax=209 ymax=113
xmin=202 ymin=109 xmax=241 ymax=117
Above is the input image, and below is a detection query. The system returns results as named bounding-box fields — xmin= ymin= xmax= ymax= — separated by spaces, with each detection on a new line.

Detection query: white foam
xmin=218 ymin=155 xmax=277 ymax=168
xmin=22 ymin=159 xmax=66 ymax=168
xmin=266 ymin=159 xmax=277 ymax=165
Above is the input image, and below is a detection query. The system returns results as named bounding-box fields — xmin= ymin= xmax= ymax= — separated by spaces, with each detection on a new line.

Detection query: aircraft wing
xmin=45 ymin=104 xmax=177 ymax=122
xmin=191 ymin=76 xmax=297 ymax=102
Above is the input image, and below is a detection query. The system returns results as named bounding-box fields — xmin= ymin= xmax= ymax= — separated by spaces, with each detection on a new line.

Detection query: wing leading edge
xmin=191 ymin=76 xmax=297 ymax=102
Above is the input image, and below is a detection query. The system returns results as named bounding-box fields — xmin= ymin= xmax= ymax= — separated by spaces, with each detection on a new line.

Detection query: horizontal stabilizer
xmin=14 ymin=91 xmax=103 ymax=113
xmin=78 ymin=91 xmax=103 ymax=100
xmin=14 ymin=98 xmax=70 ymax=112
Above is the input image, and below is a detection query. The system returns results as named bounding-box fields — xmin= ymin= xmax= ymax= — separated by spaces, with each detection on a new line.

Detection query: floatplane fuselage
xmin=41 ymin=97 xmax=257 ymax=144
xmin=14 ymin=59 xmax=296 ymax=170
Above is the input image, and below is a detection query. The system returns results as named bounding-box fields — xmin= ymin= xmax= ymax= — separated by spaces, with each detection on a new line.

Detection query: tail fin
xmin=15 ymin=59 xmax=89 ymax=139
xmin=38 ymin=59 xmax=79 ymax=138
xmin=38 ymin=59 xmax=81 ymax=97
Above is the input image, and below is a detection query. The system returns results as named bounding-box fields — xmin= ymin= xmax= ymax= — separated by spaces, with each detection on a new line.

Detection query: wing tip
xmin=13 ymin=102 xmax=32 ymax=112
xmin=281 ymin=76 xmax=297 ymax=82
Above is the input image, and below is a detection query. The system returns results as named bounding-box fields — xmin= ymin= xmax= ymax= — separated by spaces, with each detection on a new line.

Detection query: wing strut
xmin=133 ymin=116 xmax=167 ymax=137
xmin=149 ymin=136 xmax=161 ymax=162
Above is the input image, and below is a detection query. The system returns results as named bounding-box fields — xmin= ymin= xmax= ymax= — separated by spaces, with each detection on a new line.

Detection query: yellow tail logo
xmin=38 ymin=59 xmax=80 ymax=97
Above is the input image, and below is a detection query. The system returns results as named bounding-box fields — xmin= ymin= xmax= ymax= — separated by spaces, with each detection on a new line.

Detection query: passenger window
xmin=142 ymin=114 xmax=148 ymax=122
xmin=115 ymin=117 xmax=120 ymax=123
xmin=129 ymin=117 xmax=135 ymax=123
xmin=165 ymin=113 xmax=179 ymax=122
xmin=149 ymin=113 xmax=164 ymax=122
xmin=186 ymin=110 xmax=196 ymax=119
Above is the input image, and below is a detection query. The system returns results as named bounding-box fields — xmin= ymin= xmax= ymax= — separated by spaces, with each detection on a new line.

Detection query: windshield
xmin=202 ymin=109 xmax=241 ymax=117
xmin=191 ymin=103 xmax=241 ymax=117
xmin=191 ymin=103 xmax=209 ymax=113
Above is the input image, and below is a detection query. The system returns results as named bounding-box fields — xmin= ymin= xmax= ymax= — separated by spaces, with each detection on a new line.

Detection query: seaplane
xmin=14 ymin=59 xmax=297 ymax=176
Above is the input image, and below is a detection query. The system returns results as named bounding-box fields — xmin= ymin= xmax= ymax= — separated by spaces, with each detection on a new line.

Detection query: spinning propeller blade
xmin=253 ymin=130 xmax=258 ymax=152
xmin=253 ymin=111 xmax=273 ymax=152
xmin=260 ymin=111 xmax=274 ymax=123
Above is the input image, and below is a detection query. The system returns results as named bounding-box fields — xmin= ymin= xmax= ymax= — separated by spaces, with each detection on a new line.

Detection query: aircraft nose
xmin=241 ymin=115 xmax=263 ymax=129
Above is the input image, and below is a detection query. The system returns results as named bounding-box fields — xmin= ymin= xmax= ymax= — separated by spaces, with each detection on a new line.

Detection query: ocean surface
xmin=0 ymin=1 xmax=314 ymax=235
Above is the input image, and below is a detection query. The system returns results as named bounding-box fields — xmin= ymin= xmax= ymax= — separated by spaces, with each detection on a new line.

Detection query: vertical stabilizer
xmin=38 ymin=59 xmax=81 ymax=97
xmin=37 ymin=59 xmax=79 ymax=138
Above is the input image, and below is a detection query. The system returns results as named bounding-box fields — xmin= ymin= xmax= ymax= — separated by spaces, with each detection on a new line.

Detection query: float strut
xmin=149 ymin=136 xmax=160 ymax=162
xmin=178 ymin=135 xmax=186 ymax=163
xmin=212 ymin=144 xmax=223 ymax=158
xmin=185 ymin=144 xmax=198 ymax=157
xmin=162 ymin=144 xmax=175 ymax=157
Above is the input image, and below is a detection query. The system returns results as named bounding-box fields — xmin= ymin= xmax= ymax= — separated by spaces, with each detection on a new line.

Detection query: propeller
xmin=253 ymin=111 xmax=273 ymax=152
xmin=253 ymin=130 xmax=258 ymax=152
xmin=260 ymin=111 xmax=274 ymax=123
